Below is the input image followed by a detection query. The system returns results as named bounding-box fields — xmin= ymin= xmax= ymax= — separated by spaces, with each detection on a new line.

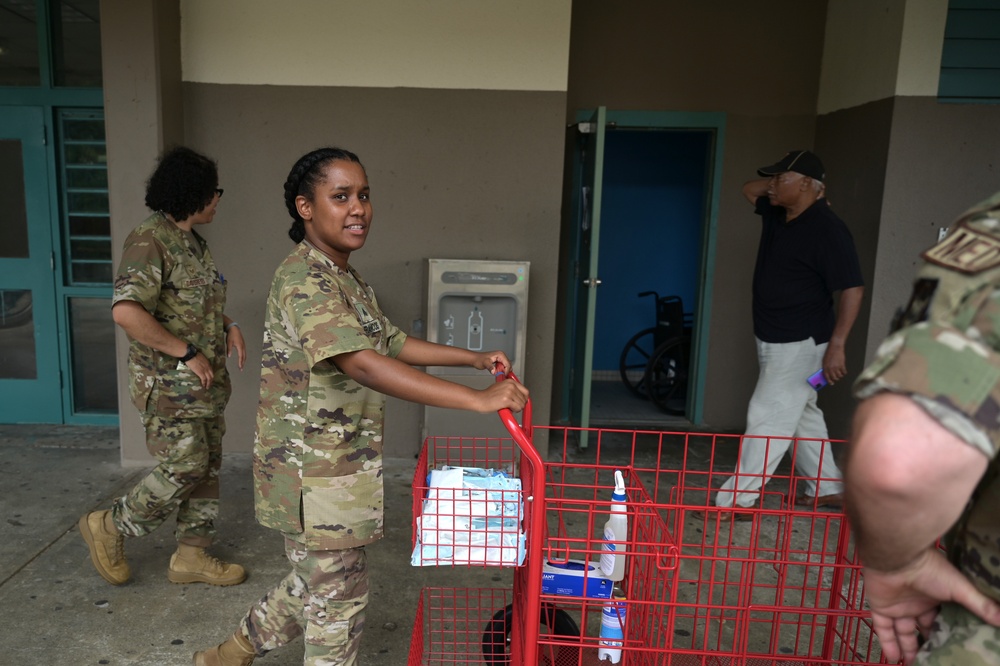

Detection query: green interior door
xmin=569 ymin=107 xmax=607 ymax=433
xmin=0 ymin=106 xmax=62 ymax=421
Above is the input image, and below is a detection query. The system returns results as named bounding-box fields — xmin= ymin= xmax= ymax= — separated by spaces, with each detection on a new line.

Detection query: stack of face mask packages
xmin=411 ymin=466 xmax=525 ymax=566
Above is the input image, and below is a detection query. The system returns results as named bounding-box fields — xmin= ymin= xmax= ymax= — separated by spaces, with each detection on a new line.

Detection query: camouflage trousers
xmin=111 ymin=413 xmax=225 ymax=547
xmin=241 ymin=539 xmax=369 ymax=666
xmin=915 ymin=602 xmax=1000 ymax=664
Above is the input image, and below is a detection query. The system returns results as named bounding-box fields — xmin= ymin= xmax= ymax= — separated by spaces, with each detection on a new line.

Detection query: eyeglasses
xmin=215 ymin=188 xmax=224 ymax=198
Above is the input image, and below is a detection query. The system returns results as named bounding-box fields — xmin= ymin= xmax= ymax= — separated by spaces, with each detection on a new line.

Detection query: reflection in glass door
xmin=0 ymin=106 xmax=61 ymax=422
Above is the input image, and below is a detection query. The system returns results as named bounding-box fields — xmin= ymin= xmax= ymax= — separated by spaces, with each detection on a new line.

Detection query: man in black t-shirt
xmin=714 ymin=150 xmax=865 ymax=519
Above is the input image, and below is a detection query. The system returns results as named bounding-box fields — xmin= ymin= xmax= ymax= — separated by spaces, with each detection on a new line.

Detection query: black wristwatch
xmin=179 ymin=343 xmax=199 ymax=363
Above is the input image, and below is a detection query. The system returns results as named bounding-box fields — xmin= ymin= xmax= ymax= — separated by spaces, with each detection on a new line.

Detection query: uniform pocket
xmin=301 ymin=468 xmax=383 ymax=549
xmin=150 ymin=367 xmax=215 ymax=418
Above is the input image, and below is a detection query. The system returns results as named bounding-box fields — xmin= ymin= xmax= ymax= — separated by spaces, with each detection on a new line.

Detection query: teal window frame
xmin=58 ymin=108 xmax=112 ymax=287
xmin=939 ymin=0 xmax=1000 ymax=102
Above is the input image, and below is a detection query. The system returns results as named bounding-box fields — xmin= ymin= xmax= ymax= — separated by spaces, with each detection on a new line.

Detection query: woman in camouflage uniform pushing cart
xmin=194 ymin=147 xmax=529 ymax=666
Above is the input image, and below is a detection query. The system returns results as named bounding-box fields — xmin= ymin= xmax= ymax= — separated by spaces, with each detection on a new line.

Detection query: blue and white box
xmin=541 ymin=558 xmax=615 ymax=599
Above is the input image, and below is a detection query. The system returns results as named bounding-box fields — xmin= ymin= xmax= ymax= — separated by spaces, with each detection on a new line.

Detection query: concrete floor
xmin=0 ymin=424 xmax=509 ymax=666
xmin=0 ymin=423 xmax=873 ymax=666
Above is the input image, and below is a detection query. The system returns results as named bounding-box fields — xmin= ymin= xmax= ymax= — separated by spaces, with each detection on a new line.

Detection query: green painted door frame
xmin=560 ymin=108 xmax=726 ymax=429
xmin=568 ymin=107 xmax=607 ymax=433
xmin=0 ymin=96 xmax=112 ymax=426
xmin=0 ymin=106 xmax=62 ymax=421
xmin=0 ymin=0 xmax=111 ymax=425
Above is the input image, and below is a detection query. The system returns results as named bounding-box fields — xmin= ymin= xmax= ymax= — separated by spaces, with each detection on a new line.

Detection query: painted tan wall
xmin=567 ymin=0 xmax=826 ymax=117
xmin=814 ymin=98 xmax=895 ymax=436
xmin=870 ymin=98 xmax=1000 ymax=358
xmin=102 ymin=0 xmax=186 ymax=465
xmin=817 ymin=0 xmax=905 ymax=115
xmin=817 ymin=0 xmax=948 ymax=114
xmin=180 ymin=0 xmax=571 ymax=91
xmin=896 ymin=0 xmax=948 ymax=97
xmin=180 ymin=84 xmax=565 ymax=460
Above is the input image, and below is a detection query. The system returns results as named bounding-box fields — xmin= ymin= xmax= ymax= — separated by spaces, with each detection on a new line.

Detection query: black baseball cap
xmin=757 ymin=150 xmax=825 ymax=182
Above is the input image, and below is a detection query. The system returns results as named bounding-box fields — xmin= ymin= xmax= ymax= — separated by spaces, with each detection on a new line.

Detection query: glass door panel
xmin=0 ymin=140 xmax=30 ymax=258
xmin=68 ymin=297 xmax=116 ymax=412
xmin=0 ymin=289 xmax=36 ymax=378
xmin=0 ymin=106 xmax=61 ymax=421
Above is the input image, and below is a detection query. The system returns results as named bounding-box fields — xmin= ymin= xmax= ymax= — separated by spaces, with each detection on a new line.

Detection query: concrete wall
xmin=872 ymin=98 xmax=1000 ymax=354
xmin=813 ymin=98 xmax=895 ymax=434
xmin=102 ymin=0 xmax=186 ymax=464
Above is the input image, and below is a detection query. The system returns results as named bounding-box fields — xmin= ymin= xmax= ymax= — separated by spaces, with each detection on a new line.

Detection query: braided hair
xmin=283 ymin=147 xmax=364 ymax=243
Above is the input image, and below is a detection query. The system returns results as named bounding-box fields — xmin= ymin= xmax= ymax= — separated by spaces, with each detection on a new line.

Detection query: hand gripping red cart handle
xmin=494 ymin=368 xmax=548 ymax=666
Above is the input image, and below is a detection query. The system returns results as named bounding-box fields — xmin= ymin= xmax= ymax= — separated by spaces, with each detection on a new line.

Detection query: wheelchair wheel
xmin=619 ymin=327 xmax=659 ymax=398
xmin=644 ymin=336 xmax=691 ymax=415
xmin=482 ymin=602 xmax=580 ymax=665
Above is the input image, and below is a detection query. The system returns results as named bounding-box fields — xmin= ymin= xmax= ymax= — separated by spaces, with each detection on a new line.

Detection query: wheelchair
xmin=618 ymin=291 xmax=692 ymax=415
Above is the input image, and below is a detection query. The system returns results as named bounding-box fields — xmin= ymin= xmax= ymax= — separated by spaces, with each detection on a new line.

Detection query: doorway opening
xmin=555 ymin=109 xmax=725 ymax=431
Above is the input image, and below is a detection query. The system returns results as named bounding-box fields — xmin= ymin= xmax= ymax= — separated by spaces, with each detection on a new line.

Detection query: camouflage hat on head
xmin=758 ymin=150 xmax=825 ymax=182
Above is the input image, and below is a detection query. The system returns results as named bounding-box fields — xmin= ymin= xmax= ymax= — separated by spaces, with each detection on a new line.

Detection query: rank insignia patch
xmin=923 ymin=223 xmax=1000 ymax=274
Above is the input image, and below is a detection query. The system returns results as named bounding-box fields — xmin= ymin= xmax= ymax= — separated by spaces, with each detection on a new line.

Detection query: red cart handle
xmin=493 ymin=366 xmax=546 ymax=666
xmin=494 ymin=367 xmax=532 ymax=441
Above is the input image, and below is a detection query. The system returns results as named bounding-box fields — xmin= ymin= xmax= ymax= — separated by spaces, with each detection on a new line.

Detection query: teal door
xmin=567 ymin=107 xmax=607 ymax=431
xmin=0 ymin=106 xmax=62 ymax=421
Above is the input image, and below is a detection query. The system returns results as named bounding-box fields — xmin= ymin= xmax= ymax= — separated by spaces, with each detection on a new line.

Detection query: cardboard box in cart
xmin=541 ymin=559 xmax=614 ymax=599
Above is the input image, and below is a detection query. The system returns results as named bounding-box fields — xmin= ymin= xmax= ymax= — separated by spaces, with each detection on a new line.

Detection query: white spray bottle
xmin=599 ymin=470 xmax=628 ymax=581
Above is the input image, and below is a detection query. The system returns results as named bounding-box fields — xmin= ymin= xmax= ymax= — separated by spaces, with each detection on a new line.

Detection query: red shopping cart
xmin=409 ymin=371 xmax=889 ymax=666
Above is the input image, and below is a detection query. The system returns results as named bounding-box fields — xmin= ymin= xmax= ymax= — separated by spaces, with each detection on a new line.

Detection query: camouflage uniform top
xmin=253 ymin=241 xmax=407 ymax=551
xmin=112 ymin=212 xmax=231 ymax=418
xmin=854 ymin=190 xmax=1000 ymax=604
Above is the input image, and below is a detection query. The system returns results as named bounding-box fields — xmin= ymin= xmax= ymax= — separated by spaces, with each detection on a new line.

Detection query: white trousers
xmin=715 ymin=337 xmax=844 ymax=508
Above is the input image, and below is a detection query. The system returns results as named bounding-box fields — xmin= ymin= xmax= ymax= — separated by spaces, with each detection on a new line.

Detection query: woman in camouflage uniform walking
xmin=79 ymin=146 xmax=247 ymax=588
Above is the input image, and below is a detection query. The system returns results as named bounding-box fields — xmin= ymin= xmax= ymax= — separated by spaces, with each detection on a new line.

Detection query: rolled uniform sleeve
xmin=113 ymin=228 xmax=167 ymax=311
xmin=855 ymin=322 xmax=1000 ymax=459
xmin=855 ymin=201 xmax=1000 ymax=461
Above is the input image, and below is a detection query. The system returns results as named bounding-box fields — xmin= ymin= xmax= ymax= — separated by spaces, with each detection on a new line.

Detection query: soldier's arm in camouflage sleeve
xmin=112 ymin=301 xmax=214 ymax=389
xmin=846 ymin=393 xmax=1000 ymax=664
xmin=394 ymin=336 xmax=515 ymax=374
xmin=112 ymin=300 xmax=190 ymax=359
xmin=335 ymin=347 xmax=529 ymax=414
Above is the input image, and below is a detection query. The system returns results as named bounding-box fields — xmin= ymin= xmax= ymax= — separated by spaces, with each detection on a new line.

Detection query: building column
xmin=100 ymin=0 xmax=183 ymax=465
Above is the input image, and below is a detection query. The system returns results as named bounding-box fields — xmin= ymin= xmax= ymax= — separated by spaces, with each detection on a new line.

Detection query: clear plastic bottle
xmin=599 ymin=470 xmax=628 ymax=581
xmin=597 ymin=585 xmax=627 ymax=663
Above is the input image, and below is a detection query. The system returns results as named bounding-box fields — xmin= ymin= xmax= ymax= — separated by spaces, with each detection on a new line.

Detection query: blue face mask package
xmin=411 ymin=466 xmax=525 ymax=567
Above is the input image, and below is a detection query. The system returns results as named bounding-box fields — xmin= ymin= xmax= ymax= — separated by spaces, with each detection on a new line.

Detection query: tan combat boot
xmin=168 ymin=543 xmax=246 ymax=586
xmin=78 ymin=510 xmax=130 ymax=585
xmin=193 ymin=630 xmax=255 ymax=666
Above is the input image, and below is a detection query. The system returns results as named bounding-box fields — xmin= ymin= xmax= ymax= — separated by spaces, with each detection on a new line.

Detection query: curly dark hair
xmin=144 ymin=146 xmax=219 ymax=221
xmin=283 ymin=147 xmax=364 ymax=243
